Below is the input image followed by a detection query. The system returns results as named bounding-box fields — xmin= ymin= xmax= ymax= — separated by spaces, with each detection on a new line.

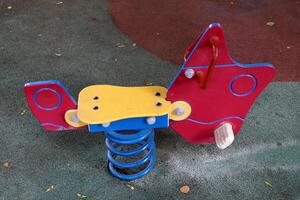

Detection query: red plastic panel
xmin=24 ymin=80 xmax=83 ymax=131
xmin=167 ymin=23 xmax=276 ymax=143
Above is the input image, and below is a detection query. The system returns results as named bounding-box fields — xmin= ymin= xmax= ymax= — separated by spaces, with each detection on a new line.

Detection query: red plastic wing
xmin=24 ymin=80 xmax=84 ymax=131
xmin=167 ymin=23 xmax=276 ymax=143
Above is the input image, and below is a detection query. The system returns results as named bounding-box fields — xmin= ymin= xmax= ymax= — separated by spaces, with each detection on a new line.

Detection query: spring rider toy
xmin=24 ymin=23 xmax=275 ymax=180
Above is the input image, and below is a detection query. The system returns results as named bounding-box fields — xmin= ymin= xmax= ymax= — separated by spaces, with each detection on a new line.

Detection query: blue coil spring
xmin=105 ymin=128 xmax=156 ymax=181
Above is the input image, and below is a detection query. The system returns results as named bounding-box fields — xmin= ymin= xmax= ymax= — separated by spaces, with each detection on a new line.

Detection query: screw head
xmin=71 ymin=114 xmax=80 ymax=123
xmin=175 ymin=107 xmax=185 ymax=116
xmin=102 ymin=123 xmax=110 ymax=127
xmin=184 ymin=69 xmax=195 ymax=79
xmin=146 ymin=117 xmax=156 ymax=125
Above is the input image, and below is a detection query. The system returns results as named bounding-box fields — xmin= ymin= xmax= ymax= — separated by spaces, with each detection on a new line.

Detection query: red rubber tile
xmin=109 ymin=0 xmax=300 ymax=81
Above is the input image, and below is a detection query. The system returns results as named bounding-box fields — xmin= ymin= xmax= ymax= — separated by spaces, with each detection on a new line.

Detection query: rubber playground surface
xmin=0 ymin=0 xmax=299 ymax=199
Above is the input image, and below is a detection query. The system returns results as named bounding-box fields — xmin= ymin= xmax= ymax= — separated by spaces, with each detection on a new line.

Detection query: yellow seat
xmin=77 ymin=85 xmax=171 ymax=124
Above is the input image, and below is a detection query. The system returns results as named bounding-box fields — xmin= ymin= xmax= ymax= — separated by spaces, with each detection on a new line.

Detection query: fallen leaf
xmin=126 ymin=184 xmax=135 ymax=190
xmin=90 ymin=17 xmax=97 ymax=21
xmin=264 ymin=181 xmax=272 ymax=188
xmin=20 ymin=109 xmax=26 ymax=115
xmin=55 ymin=53 xmax=62 ymax=57
xmin=2 ymin=161 xmax=9 ymax=168
xmin=116 ymin=43 xmax=126 ymax=48
xmin=7 ymin=6 xmax=12 ymax=10
xmin=77 ymin=193 xmax=87 ymax=198
xmin=266 ymin=21 xmax=275 ymax=27
xmin=46 ymin=185 xmax=54 ymax=192
xmin=56 ymin=1 xmax=63 ymax=5
xmin=180 ymin=185 xmax=190 ymax=194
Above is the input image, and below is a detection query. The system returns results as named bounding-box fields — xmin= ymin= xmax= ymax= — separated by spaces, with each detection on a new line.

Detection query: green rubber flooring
xmin=0 ymin=0 xmax=299 ymax=199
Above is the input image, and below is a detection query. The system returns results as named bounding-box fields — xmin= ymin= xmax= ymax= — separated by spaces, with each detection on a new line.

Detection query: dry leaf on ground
xmin=2 ymin=161 xmax=10 ymax=168
xmin=20 ymin=109 xmax=26 ymax=115
xmin=46 ymin=185 xmax=54 ymax=192
xmin=116 ymin=43 xmax=126 ymax=48
xmin=126 ymin=184 xmax=135 ymax=190
xmin=266 ymin=21 xmax=275 ymax=27
xmin=264 ymin=181 xmax=273 ymax=188
xmin=77 ymin=193 xmax=88 ymax=198
xmin=180 ymin=185 xmax=190 ymax=194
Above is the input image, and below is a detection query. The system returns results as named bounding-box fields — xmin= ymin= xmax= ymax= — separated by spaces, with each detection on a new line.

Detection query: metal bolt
xmin=71 ymin=114 xmax=80 ymax=123
xmin=146 ymin=117 xmax=156 ymax=125
xmin=102 ymin=122 xmax=110 ymax=127
xmin=184 ymin=69 xmax=195 ymax=79
xmin=175 ymin=107 xmax=185 ymax=116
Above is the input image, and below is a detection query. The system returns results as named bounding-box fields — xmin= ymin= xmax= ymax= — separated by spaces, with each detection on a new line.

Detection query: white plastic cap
xmin=102 ymin=122 xmax=110 ymax=127
xmin=146 ymin=117 xmax=156 ymax=125
xmin=175 ymin=107 xmax=185 ymax=116
xmin=184 ymin=69 xmax=195 ymax=79
xmin=214 ymin=123 xmax=235 ymax=150
xmin=71 ymin=114 xmax=80 ymax=123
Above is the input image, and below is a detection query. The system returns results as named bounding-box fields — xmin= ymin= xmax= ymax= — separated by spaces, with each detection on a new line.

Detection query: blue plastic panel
xmin=88 ymin=115 xmax=169 ymax=133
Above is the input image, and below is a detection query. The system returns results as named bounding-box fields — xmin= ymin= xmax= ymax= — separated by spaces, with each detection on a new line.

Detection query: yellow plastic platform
xmin=77 ymin=85 xmax=172 ymax=124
